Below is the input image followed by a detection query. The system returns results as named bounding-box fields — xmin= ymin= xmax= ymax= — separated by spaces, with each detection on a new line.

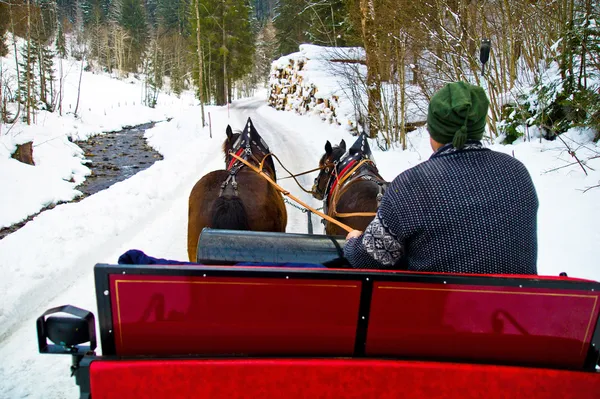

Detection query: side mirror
xmin=37 ymin=305 xmax=96 ymax=355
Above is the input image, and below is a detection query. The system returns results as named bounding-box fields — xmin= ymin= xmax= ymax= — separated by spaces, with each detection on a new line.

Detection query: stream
xmin=0 ymin=122 xmax=164 ymax=240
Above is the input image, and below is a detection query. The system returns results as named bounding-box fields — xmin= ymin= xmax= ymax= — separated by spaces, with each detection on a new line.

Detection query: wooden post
xmin=208 ymin=111 xmax=212 ymax=138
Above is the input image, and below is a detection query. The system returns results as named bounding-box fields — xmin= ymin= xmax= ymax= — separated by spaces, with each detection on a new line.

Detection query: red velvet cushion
xmin=90 ymin=359 xmax=600 ymax=399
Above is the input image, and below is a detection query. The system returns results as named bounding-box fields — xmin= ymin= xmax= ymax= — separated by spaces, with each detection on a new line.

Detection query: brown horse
xmin=187 ymin=118 xmax=287 ymax=262
xmin=312 ymin=134 xmax=388 ymax=236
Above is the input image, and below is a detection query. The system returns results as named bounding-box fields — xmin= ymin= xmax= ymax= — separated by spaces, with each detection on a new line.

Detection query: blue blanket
xmin=118 ymin=249 xmax=326 ymax=268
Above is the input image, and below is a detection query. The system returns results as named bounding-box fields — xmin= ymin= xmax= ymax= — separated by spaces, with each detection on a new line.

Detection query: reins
xmin=279 ymin=166 xmax=325 ymax=180
xmin=257 ymin=152 xmax=316 ymax=195
xmin=228 ymin=151 xmax=355 ymax=233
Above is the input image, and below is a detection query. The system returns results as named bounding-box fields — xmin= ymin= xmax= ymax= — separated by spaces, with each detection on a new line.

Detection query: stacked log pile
xmin=268 ymin=45 xmax=364 ymax=131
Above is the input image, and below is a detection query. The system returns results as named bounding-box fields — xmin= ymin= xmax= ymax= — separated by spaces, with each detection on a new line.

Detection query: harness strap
xmin=227 ymin=147 xmax=245 ymax=171
xmin=328 ymin=159 xmax=379 ymax=218
xmin=334 ymin=180 xmax=385 ymax=218
xmin=328 ymin=159 xmax=389 ymax=219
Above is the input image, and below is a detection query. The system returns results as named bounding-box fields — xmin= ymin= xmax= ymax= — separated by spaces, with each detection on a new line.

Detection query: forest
xmin=0 ymin=0 xmax=598 ymax=146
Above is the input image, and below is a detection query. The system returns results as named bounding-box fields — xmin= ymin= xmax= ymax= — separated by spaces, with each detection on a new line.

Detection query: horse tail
xmin=211 ymin=196 xmax=250 ymax=230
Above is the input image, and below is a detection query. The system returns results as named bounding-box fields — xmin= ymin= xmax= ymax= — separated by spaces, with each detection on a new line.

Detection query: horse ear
xmin=325 ymin=140 xmax=332 ymax=155
xmin=340 ymin=139 xmax=346 ymax=151
xmin=226 ymin=125 xmax=233 ymax=141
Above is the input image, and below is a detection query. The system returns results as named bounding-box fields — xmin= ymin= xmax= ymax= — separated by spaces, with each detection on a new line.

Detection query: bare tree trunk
xmin=194 ymin=0 xmax=206 ymax=126
xmin=207 ymin=39 xmax=212 ymax=104
xmin=74 ymin=50 xmax=85 ymax=117
xmin=398 ymin=39 xmax=406 ymax=150
xmin=0 ymin=62 xmax=3 ymax=132
xmin=26 ymin=0 xmax=32 ymax=125
xmin=359 ymin=0 xmax=381 ymax=138
xmin=58 ymin=56 xmax=63 ymax=116
xmin=222 ymin=0 xmax=228 ymax=105
xmin=331 ymin=4 xmax=337 ymax=47
xmin=8 ymin=2 xmax=21 ymax=124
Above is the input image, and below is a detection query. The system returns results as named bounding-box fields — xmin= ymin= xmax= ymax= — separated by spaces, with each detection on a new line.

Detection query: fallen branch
xmin=557 ymin=135 xmax=588 ymax=176
xmin=543 ymin=159 xmax=596 ymax=174
xmin=579 ymin=182 xmax=600 ymax=194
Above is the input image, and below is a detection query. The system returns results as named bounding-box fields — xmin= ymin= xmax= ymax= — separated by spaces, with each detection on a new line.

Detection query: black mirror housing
xmin=37 ymin=305 xmax=97 ymax=355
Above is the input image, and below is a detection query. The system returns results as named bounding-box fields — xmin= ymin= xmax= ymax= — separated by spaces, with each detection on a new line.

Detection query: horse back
xmin=188 ymin=169 xmax=287 ymax=262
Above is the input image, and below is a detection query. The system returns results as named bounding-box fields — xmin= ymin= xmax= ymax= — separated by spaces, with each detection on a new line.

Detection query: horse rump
xmin=211 ymin=196 xmax=250 ymax=230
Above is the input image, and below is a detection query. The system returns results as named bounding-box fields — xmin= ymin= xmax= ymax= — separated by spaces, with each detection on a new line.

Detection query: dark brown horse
xmin=312 ymin=134 xmax=387 ymax=236
xmin=187 ymin=118 xmax=287 ymax=262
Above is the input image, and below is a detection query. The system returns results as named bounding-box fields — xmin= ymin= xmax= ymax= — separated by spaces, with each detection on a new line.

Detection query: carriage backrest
xmin=94 ymin=264 xmax=600 ymax=370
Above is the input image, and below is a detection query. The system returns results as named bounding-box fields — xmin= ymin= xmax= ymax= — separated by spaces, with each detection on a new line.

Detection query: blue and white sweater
xmin=343 ymin=142 xmax=538 ymax=274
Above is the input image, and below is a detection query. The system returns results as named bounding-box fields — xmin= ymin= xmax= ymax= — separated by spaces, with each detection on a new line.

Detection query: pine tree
xmin=143 ymin=39 xmax=164 ymax=107
xmin=120 ymin=0 xmax=149 ymax=71
xmin=18 ymin=41 xmax=40 ymax=121
xmin=254 ymin=19 xmax=277 ymax=85
xmin=80 ymin=0 xmax=105 ymax=26
xmin=225 ymin=0 xmax=256 ymax=91
xmin=190 ymin=0 xmax=256 ymax=105
xmin=38 ymin=45 xmax=55 ymax=111
xmin=254 ymin=0 xmax=276 ymax=21
xmin=158 ymin=0 xmax=190 ymax=34
xmin=57 ymin=0 xmax=79 ymax=24
xmin=145 ymin=0 xmax=159 ymax=27
xmin=56 ymin=19 xmax=67 ymax=58
xmin=273 ymin=0 xmax=309 ymax=57
xmin=304 ymin=0 xmax=355 ymax=47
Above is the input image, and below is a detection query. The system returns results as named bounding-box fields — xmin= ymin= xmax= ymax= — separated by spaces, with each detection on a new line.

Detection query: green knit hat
xmin=427 ymin=81 xmax=489 ymax=149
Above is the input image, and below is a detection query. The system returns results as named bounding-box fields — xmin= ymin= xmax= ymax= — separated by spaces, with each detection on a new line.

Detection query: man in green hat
xmin=343 ymin=81 xmax=538 ymax=274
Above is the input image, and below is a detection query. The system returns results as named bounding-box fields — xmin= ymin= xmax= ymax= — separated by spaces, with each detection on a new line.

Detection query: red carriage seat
xmin=88 ymin=264 xmax=600 ymax=398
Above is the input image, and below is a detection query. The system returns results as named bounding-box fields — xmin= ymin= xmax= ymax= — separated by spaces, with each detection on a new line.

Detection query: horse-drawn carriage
xmin=36 ymin=119 xmax=600 ymax=398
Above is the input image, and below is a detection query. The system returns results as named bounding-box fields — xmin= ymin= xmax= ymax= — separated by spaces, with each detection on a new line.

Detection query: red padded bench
xmin=87 ymin=264 xmax=600 ymax=398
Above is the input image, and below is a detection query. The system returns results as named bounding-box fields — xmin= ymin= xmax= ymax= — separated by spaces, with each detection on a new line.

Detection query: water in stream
xmin=0 ymin=123 xmax=164 ymax=239
xmin=75 ymin=122 xmax=163 ymax=196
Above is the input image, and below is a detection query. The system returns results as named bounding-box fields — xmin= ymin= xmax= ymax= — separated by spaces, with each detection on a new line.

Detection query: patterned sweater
xmin=343 ymin=142 xmax=538 ymax=274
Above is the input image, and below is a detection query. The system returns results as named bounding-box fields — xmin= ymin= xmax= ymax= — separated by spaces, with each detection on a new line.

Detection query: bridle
xmin=220 ymin=133 xmax=274 ymax=197
xmin=312 ymin=160 xmax=337 ymax=200
xmin=227 ymin=134 xmax=273 ymax=174
xmin=315 ymin=151 xmax=388 ymax=220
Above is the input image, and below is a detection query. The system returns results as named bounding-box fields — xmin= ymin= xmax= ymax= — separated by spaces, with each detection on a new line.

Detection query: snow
xmin=0 ymin=43 xmax=599 ymax=398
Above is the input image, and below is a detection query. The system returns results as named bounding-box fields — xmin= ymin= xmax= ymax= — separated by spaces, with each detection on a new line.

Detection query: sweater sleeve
xmin=343 ymin=212 xmax=404 ymax=269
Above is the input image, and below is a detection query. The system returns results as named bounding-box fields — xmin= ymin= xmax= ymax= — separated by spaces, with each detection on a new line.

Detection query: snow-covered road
xmin=0 ymin=97 xmax=330 ymax=398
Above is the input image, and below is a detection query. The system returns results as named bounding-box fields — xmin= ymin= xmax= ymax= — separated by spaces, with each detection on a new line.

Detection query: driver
xmin=343 ymin=81 xmax=538 ymax=274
